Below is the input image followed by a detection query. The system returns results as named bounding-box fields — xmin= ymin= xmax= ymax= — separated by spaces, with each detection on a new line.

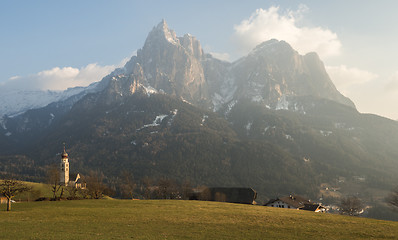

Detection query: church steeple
xmin=60 ymin=143 xmax=69 ymax=186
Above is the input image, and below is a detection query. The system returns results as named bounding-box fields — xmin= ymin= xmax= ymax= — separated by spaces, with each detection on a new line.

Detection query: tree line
xmin=45 ymin=166 xmax=208 ymax=201
xmin=3 ymin=168 xmax=398 ymax=219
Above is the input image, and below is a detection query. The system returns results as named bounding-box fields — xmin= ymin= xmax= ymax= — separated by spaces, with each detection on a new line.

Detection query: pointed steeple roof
xmin=62 ymin=143 xmax=68 ymax=158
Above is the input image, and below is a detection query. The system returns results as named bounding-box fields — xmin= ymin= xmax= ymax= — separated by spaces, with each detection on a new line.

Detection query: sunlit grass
xmin=1 ymin=199 xmax=397 ymax=239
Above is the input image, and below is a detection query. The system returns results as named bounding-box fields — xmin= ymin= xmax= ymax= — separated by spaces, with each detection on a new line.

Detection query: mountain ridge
xmin=1 ymin=20 xmax=397 ymax=207
xmin=0 ymin=20 xmax=355 ymax=119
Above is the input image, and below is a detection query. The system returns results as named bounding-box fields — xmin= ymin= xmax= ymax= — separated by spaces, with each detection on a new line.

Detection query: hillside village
xmin=1 ymin=144 xmax=373 ymax=218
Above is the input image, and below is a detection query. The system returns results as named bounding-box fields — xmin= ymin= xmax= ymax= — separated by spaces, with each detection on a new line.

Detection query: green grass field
xmin=15 ymin=181 xmax=55 ymax=201
xmin=8 ymin=181 xmax=86 ymax=201
xmin=1 ymin=199 xmax=397 ymax=239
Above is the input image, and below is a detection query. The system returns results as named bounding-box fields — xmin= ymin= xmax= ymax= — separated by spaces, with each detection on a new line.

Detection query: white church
xmin=60 ymin=144 xmax=85 ymax=189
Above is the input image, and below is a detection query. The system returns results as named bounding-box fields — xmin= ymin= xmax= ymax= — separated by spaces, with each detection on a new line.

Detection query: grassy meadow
xmin=1 ymin=199 xmax=398 ymax=239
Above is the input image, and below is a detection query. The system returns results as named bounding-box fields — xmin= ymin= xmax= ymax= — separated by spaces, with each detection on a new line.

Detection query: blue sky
xmin=1 ymin=1 xmax=398 ymax=119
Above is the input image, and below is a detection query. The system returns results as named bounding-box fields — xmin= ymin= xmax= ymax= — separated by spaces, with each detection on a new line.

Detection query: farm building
xmin=191 ymin=187 xmax=257 ymax=204
xmin=265 ymin=195 xmax=325 ymax=212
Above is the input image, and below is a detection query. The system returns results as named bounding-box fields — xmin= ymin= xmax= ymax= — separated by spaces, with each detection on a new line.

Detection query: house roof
xmin=70 ymin=173 xmax=78 ymax=181
xmin=301 ymin=203 xmax=324 ymax=211
xmin=69 ymin=173 xmax=82 ymax=182
xmin=266 ymin=195 xmax=311 ymax=208
xmin=75 ymin=178 xmax=84 ymax=184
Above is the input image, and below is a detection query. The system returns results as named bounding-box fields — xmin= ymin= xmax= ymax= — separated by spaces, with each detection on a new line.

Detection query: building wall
xmin=267 ymin=200 xmax=296 ymax=209
xmin=209 ymin=187 xmax=257 ymax=204
xmin=60 ymin=157 xmax=69 ymax=185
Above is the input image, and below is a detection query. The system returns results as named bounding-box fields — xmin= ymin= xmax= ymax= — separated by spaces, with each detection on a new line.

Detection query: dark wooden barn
xmin=190 ymin=187 xmax=257 ymax=204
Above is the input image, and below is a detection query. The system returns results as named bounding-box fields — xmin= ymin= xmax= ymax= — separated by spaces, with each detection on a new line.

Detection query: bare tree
xmin=65 ymin=185 xmax=78 ymax=199
xmin=181 ymin=180 xmax=193 ymax=200
xmin=47 ymin=165 xmax=63 ymax=200
xmin=157 ymin=177 xmax=179 ymax=199
xmin=141 ymin=176 xmax=153 ymax=199
xmin=198 ymin=186 xmax=211 ymax=201
xmin=339 ymin=196 xmax=364 ymax=216
xmin=120 ymin=170 xmax=136 ymax=199
xmin=386 ymin=187 xmax=398 ymax=208
xmin=0 ymin=179 xmax=30 ymax=211
xmin=86 ymin=170 xmax=106 ymax=199
xmin=78 ymin=187 xmax=90 ymax=199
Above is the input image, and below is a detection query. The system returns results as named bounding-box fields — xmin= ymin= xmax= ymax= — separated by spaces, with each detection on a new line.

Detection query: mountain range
xmin=1 ymin=20 xmax=398 ymax=204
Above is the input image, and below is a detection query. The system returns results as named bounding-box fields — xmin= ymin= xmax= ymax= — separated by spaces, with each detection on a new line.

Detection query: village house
xmin=265 ymin=194 xmax=326 ymax=212
xmin=69 ymin=173 xmax=86 ymax=189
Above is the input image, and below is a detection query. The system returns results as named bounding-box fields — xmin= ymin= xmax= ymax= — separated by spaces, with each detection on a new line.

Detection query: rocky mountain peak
xmin=157 ymin=19 xmax=168 ymax=30
xmin=144 ymin=20 xmax=203 ymax=60
xmin=120 ymin=20 xmax=209 ymax=105
xmin=228 ymin=38 xmax=355 ymax=109
xmin=178 ymin=34 xmax=204 ymax=59
xmin=251 ymin=39 xmax=294 ymax=55
xmin=145 ymin=19 xmax=179 ymax=47
xmin=123 ymin=23 xmax=355 ymax=112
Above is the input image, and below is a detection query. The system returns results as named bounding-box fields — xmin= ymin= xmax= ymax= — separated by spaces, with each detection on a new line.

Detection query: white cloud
xmin=0 ymin=61 xmax=125 ymax=91
xmin=209 ymin=52 xmax=231 ymax=62
xmin=233 ymin=6 xmax=342 ymax=59
xmin=0 ymin=64 xmax=113 ymax=91
xmin=385 ymin=71 xmax=398 ymax=93
xmin=325 ymin=65 xmax=378 ymax=94
xmin=325 ymin=66 xmax=398 ymax=120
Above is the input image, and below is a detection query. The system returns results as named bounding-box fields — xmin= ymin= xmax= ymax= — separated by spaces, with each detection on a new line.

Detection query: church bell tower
xmin=60 ymin=143 xmax=69 ymax=186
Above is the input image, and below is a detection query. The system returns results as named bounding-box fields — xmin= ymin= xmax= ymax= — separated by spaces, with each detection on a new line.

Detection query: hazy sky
xmin=1 ymin=1 xmax=398 ymax=120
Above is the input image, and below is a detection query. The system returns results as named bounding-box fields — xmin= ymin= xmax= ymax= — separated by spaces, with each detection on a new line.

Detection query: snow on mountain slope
xmin=0 ymin=82 xmax=98 ymax=117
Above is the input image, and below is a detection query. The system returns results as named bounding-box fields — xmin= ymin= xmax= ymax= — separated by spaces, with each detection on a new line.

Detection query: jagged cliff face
xmin=121 ymin=20 xmax=208 ymax=105
xmin=0 ymin=20 xmax=357 ymax=144
xmin=113 ymin=21 xmax=354 ymax=113
xmin=228 ymin=39 xmax=354 ymax=109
